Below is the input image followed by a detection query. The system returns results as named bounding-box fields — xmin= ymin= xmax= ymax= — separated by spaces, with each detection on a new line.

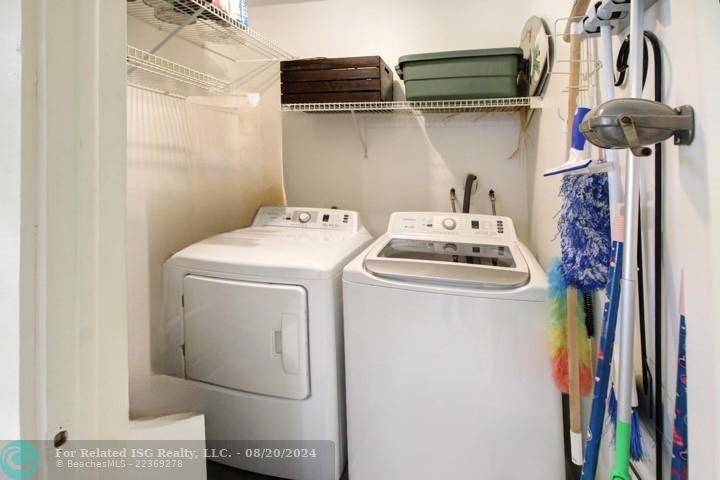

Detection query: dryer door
xmin=182 ymin=275 xmax=310 ymax=400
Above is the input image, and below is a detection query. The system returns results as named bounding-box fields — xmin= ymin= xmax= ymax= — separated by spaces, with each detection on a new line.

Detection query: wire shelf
xmin=127 ymin=0 xmax=294 ymax=61
xmin=281 ymin=97 xmax=540 ymax=114
xmin=127 ymin=45 xmax=230 ymax=97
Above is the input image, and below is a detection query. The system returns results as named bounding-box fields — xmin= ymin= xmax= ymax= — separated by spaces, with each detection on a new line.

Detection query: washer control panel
xmin=253 ymin=206 xmax=359 ymax=231
xmin=388 ymin=212 xmax=516 ymax=240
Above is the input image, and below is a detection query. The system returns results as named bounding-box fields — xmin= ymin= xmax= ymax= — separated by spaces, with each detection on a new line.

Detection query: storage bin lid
xmin=398 ymin=47 xmax=523 ymax=66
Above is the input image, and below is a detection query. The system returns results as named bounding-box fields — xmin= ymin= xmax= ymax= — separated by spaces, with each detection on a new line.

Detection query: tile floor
xmin=206 ymin=461 xmax=349 ymax=480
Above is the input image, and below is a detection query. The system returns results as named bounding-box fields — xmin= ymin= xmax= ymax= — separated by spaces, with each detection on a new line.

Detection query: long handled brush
xmin=580 ymin=210 xmax=624 ymax=480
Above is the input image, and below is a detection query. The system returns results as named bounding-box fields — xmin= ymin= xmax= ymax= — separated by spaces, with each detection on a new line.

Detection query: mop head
xmin=558 ymin=173 xmax=611 ymax=292
xmin=548 ymin=258 xmax=593 ymax=395
xmin=608 ymin=384 xmax=645 ymax=461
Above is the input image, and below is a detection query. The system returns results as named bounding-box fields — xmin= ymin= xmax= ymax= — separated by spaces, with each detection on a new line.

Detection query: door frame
xmin=1 ymin=0 xmax=129 ymax=442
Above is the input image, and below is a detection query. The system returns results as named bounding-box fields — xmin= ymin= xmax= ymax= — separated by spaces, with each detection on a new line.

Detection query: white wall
xmin=250 ymin=0 xmax=536 ymax=239
xmin=126 ymin=18 xmax=285 ymax=417
xmin=526 ymin=0 xmax=720 ymax=477
xmin=126 ymin=88 xmax=284 ymax=417
xmin=682 ymin=2 xmax=720 ymax=476
xmin=700 ymin=0 xmax=720 ymax=469
xmin=0 ymin=0 xmax=23 ymax=440
xmin=282 ymin=113 xmax=529 ymax=238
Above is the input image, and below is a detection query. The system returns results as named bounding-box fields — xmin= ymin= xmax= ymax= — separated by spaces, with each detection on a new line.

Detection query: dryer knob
xmin=442 ymin=218 xmax=457 ymax=230
xmin=298 ymin=212 xmax=312 ymax=224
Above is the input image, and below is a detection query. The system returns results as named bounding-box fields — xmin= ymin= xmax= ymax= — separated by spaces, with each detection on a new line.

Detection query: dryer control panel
xmin=253 ymin=206 xmax=360 ymax=231
xmin=387 ymin=212 xmax=517 ymax=240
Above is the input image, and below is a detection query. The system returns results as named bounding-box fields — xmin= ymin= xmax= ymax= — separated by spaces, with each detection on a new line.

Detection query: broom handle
xmin=564 ymin=0 xmax=592 ymax=42
xmin=612 ymin=1 xmax=644 ymax=478
xmin=565 ymin=23 xmax=584 ymax=468
xmin=581 ymin=240 xmax=624 ymax=479
xmin=567 ymin=31 xmax=582 ymax=148
xmin=567 ymin=287 xmax=583 ymax=465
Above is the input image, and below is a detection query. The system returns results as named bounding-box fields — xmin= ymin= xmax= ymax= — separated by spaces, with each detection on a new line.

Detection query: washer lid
xmin=364 ymin=237 xmax=530 ymax=288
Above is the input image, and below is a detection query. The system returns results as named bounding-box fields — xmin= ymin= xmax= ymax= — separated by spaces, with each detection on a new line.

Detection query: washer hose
xmin=462 ymin=174 xmax=477 ymax=214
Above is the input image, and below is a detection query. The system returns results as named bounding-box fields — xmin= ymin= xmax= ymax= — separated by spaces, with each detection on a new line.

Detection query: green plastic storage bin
xmin=396 ymin=48 xmax=523 ymax=100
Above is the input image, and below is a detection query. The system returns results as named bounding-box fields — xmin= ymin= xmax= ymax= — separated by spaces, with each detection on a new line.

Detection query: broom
xmin=671 ymin=272 xmax=688 ymax=480
xmin=580 ymin=208 xmax=625 ymax=480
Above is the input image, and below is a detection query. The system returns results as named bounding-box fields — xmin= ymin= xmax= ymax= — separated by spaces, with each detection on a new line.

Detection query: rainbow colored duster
xmin=548 ymin=258 xmax=593 ymax=395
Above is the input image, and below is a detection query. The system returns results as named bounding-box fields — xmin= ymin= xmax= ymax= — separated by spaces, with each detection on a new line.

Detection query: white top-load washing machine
xmin=161 ymin=206 xmax=372 ymax=480
xmin=343 ymin=212 xmax=564 ymax=480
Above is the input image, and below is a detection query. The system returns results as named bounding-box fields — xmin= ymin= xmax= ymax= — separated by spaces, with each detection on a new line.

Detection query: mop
xmin=583 ymin=8 xmax=644 ymax=468
xmin=607 ymin=372 xmax=644 ymax=460
xmin=580 ymin=209 xmax=624 ymax=480
xmin=671 ymin=273 xmax=688 ymax=480
xmin=608 ymin=362 xmax=644 ymax=461
xmin=611 ymin=1 xmax=646 ymax=478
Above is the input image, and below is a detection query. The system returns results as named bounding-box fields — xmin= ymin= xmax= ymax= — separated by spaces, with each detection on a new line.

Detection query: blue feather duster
xmin=558 ymin=173 xmax=611 ymax=291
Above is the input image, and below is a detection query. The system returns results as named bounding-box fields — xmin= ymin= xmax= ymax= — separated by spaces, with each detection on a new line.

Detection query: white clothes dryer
xmin=160 ymin=206 xmax=372 ymax=480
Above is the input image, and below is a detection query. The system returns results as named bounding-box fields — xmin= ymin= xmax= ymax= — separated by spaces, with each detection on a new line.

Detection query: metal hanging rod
xmin=127 ymin=45 xmax=231 ymax=97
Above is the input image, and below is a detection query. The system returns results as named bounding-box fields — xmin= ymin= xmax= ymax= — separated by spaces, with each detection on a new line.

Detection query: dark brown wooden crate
xmin=281 ymin=67 xmax=380 ymax=83
xmin=280 ymin=56 xmax=382 ymax=72
xmin=379 ymin=62 xmax=393 ymax=101
xmin=282 ymin=79 xmax=381 ymax=94
xmin=282 ymin=92 xmax=386 ymax=104
xmin=280 ymin=56 xmax=394 ymax=103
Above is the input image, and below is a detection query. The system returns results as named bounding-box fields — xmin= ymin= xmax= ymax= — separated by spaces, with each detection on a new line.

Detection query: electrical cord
xmin=615 ymin=30 xmax=664 ymax=479
xmin=644 ymin=31 xmax=664 ymax=480
xmin=614 ymin=35 xmax=649 ymax=88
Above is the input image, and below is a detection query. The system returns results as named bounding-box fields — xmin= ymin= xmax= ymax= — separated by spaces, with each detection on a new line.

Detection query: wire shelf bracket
xmin=350 ymin=111 xmax=369 ymax=159
xmin=281 ymin=97 xmax=543 ymax=158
